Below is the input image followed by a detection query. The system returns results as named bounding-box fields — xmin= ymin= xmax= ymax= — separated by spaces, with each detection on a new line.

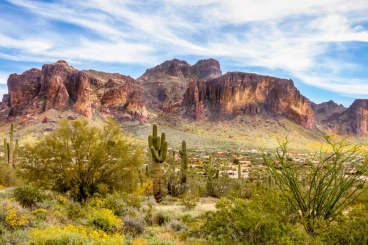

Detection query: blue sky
xmin=1 ymin=0 xmax=368 ymax=107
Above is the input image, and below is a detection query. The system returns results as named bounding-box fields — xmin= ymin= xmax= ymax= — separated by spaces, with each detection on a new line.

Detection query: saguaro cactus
xmin=14 ymin=139 xmax=18 ymax=165
xmin=257 ymin=172 xmax=261 ymax=187
xmin=148 ymin=124 xmax=168 ymax=203
xmin=3 ymin=138 xmax=7 ymax=164
xmin=179 ymin=140 xmax=188 ymax=184
xmin=9 ymin=123 xmax=14 ymax=167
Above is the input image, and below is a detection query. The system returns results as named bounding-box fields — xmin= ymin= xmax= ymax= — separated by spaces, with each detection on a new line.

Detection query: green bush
xmin=122 ymin=216 xmax=145 ymax=235
xmin=0 ymin=164 xmax=20 ymax=187
xmin=13 ymin=185 xmax=46 ymax=208
xmin=180 ymin=194 xmax=197 ymax=210
xmin=154 ymin=211 xmax=171 ymax=226
xmin=66 ymin=203 xmax=86 ymax=220
xmin=200 ymin=190 xmax=305 ymax=244
xmin=316 ymin=204 xmax=368 ymax=244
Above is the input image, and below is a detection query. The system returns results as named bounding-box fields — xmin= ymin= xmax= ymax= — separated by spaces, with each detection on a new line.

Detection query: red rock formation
xmin=183 ymin=72 xmax=316 ymax=129
xmin=347 ymin=99 xmax=368 ymax=135
xmin=137 ymin=58 xmax=222 ymax=110
xmin=4 ymin=60 xmax=149 ymax=121
xmin=66 ymin=72 xmax=92 ymax=119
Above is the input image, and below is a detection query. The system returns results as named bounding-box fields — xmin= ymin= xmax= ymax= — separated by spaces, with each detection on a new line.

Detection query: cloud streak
xmin=1 ymin=0 xmax=368 ymax=96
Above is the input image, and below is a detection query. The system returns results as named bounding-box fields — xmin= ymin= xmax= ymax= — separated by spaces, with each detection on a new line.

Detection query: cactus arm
xmin=151 ymin=146 xmax=162 ymax=162
xmin=152 ymin=124 xmax=157 ymax=146
xmin=179 ymin=150 xmax=183 ymax=156
xmin=148 ymin=135 xmax=153 ymax=148
xmin=161 ymin=141 xmax=167 ymax=162
xmin=156 ymin=136 xmax=161 ymax=150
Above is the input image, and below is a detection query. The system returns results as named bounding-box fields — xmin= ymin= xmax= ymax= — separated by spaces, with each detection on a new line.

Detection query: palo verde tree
xmin=263 ymin=134 xmax=368 ymax=234
xmin=20 ymin=118 xmax=143 ymax=202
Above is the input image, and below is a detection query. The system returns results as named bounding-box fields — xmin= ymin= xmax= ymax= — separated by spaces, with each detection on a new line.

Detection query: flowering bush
xmin=31 ymin=208 xmax=48 ymax=220
xmin=30 ymin=224 xmax=125 ymax=245
xmin=0 ymin=203 xmax=28 ymax=229
xmin=88 ymin=208 xmax=123 ymax=234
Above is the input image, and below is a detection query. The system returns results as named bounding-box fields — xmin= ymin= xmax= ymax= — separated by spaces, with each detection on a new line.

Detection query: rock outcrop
xmin=183 ymin=72 xmax=316 ymax=129
xmin=137 ymin=58 xmax=222 ymax=110
xmin=347 ymin=99 xmax=368 ymax=135
xmin=2 ymin=60 xmax=148 ymax=121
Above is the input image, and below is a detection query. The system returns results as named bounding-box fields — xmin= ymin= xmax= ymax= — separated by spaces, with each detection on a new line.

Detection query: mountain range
xmin=1 ymin=58 xmax=367 ymax=150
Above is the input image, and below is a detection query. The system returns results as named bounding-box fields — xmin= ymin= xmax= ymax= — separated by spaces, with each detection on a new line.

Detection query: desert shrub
xmin=200 ymin=190 xmax=305 ymax=244
xmin=87 ymin=193 xmax=125 ymax=216
xmin=35 ymin=199 xmax=56 ymax=211
xmin=31 ymin=208 xmax=48 ymax=220
xmin=179 ymin=213 xmax=196 ymax=225
xmin=316 ymin=204 xmax=368 ymax=244
xmin=122 ymin=216 xmax=146 ymax=235
xmin=154 ymin=211 xmax=171 ymax=226
xmin=264 ymin=134 xmax=368 ymax=234
xmin=143 ymin=239 xmax=179 ymax=245
xmin=30 ymin=224 xmax=125 ymax=245
xmin=180 ymin=194 xmax=197 ymax=210
xmin=0 ymin=164 xmax=20 ymax=187
xmin=169 ymin=220 xmax=186 ymax=232
xmin=13 ymin=185 xmax=46 ymax=208
xmin=125 ymin=194 xmax=142 ymax=211
xmin=88 ymin=208 xmax=123 ymax=234
xmin=66 ymin=203 xmax=86 ymax=220
xmin=0 ymin=228 xmax=30 ymax=244
xmin=143 ymin=204 xmax=153 ymax=226
xmin=0 ymin=203 xmax=28 ymax=229
xmin=45 ymin=210 xmax=69 ymax=226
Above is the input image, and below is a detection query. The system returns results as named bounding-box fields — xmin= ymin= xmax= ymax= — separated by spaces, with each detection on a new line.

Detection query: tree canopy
xmin=20 ymin=118 xmax=143 ymax=201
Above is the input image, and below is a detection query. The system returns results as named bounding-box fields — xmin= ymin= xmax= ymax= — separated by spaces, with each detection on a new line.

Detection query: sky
xmin=1 ymin=0 xmax=368 ymax=107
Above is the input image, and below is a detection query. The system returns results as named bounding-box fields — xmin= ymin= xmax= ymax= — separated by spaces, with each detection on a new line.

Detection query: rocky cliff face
xmin=137 ymin=58 xmax=222 ymax=110
xmin=346 ymin=99 xmax=368 ymax=135
xmin=183 ymin=72 xmax=316 ymax=129
xmin=2 ymin=61 xmax=148 ymax=121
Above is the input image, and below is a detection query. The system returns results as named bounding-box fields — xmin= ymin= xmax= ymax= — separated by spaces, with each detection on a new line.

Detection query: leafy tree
xmin=263 ymin=134 xmax=368 ymax=234
xmin=20 ymin=118 xmax=143 ymax=201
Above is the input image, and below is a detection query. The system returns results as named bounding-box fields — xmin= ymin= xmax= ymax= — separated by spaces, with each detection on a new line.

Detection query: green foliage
xmin=200 ymin=190 xmax=304 ymax=244
xmin=0 ymin=164 xmax=19 ymax=187
xmin=180 ymin=194 xmax=198 ymax=210
xmin=87 ymin=208 xmax=123 ymax=234
xmin=154 ymin=211 xmax=171 ymax=226
xmin=20 ymin=118 xmax=143 ymax=202
xmin=66 ymin=203 xmax=86 ymax=220
xmin=316 ymin=204 xmax=368 ymax=244
xmin=13 ymin=185 xmax=46 ymax=208
xmin=122 ymin=216 xmax=146 ymax=235
xmin=263 ymin=134 xmax=368 ymax=234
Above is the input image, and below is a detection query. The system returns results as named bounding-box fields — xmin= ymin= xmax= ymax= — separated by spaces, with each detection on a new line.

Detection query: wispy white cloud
xmin=0 ymin=72 xmax=9 ymax=85
xmin=2 ymin=0 xmax=368 ymax=96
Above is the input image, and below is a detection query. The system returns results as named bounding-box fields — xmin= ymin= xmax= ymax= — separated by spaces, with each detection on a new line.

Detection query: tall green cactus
xmin=9 ymin=123 xmax=14 ymax=167
xmin=3 ymin=138 xmax=7 ymax=164
xmin=148 ymin=124 xmax=168 ymax=203
xmin=267 ymin=175 xmax=272 ymax=189
xmin=257 ymin=172 xmax=261 ymax=187
xmin=14 ymin=139 xmax=18 ymax=165
xmin=6 ymin=143 xmax=9 ymax=164
xmin=179 ymin=140 xmax=188 ymax=184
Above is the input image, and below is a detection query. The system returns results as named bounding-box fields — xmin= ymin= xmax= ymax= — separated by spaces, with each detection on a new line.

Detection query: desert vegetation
xmin=1 ymin=119 xmax=368 ymax=244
